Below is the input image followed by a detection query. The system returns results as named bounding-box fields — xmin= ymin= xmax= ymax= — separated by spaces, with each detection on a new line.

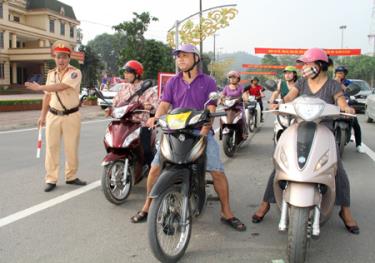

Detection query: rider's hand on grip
xmin=146 ymin=117 xmax=157 ymax=129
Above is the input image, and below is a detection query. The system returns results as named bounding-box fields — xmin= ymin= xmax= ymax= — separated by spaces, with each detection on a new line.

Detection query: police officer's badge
xmin=71 ymin=72 xmax=78 ymax=79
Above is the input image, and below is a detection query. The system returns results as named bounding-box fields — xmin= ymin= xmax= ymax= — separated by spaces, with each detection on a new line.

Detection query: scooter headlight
xmin=314 ymin=151 xmax=329 ymax=172
xmin=158 ymin=117 xmax=168 ymax=128
xmin=188 ymin=113 xmax=202 ymax=125
xmin=224 ymin=99 xmax=236 ymax=107
xmin=280 ymin=147 xmax=289 ymax=169
xmin=112 ymin=105 xmax=129 ymax=119
xmin=294 ymin=102 xmax=324 ymax=121
xmin=104 ymin=127 xmax=113 ymax=147
xmin=249 ymin=95 xmax=256 ymax=102
xmin=122 ymin=127 xmax=141 ymax=147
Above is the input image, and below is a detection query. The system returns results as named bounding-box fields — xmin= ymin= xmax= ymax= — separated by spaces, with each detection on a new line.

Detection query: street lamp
xmin=339 ymin=25 xmax=347 ymax=49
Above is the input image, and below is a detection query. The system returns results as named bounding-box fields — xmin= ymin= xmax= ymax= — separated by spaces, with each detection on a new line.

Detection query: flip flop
xmin=130 ymin=211 xmax=148 ymax=223
xmin=221 ymin=217 xmax=247 ymax=232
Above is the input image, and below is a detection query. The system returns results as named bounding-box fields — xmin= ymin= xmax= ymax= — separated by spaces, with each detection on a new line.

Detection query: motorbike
xmin=333 ymin=83 xmax=361 ymax=157
xmin=244 ymin=95 xmax=261 ymax=133
xmin=95 ymin=80 xmax=157 ymax=205
xmin=265 ymin=96 xmax=356 ymax=263
xmin=219 ymin=96 xmax=248 ymax=157
xmin=147 ymin=93 xmax=225 ymax=262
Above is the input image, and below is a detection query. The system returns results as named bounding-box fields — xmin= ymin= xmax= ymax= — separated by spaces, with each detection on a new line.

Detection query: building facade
xmin=0 ymin=0 xmax=83 ymax=89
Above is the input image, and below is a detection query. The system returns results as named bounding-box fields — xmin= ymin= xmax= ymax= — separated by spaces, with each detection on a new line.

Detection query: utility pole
xmin=339 ymin=25 xmax=347 ymax=49
xmin=199 ymin=0 xmax=203 ymax=69
xmin=369 ymin=0 xmax=375 ymax=87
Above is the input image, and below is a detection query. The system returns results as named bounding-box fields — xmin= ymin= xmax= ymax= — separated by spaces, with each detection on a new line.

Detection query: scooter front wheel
xmin=288 ymin=206 xmax=310 ymax=263
xmin=148 ymin=186 xmax=192 ymax=262
xmin=223 ymin=134 xmax=236 ymax=157
xmin=101 ymin=160 xmax=132 ymax=205
xmin=248 ymin=112 xmax=256 ymax=132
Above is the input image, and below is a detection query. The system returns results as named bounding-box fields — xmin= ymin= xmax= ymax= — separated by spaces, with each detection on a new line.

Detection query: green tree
xmin=79 ymin=45 xmax=103 ymax=88
xmin=113 ymin=12 xmax=174 ymax=79
xmin=338 ymin=55 xmax=375 ymax=86
xmin=87 ymin=33 xmax=127 ymax=75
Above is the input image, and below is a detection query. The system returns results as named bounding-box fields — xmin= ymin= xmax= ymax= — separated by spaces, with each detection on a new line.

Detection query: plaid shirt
xmin=112 ymin=81 xmax=159 ymax=125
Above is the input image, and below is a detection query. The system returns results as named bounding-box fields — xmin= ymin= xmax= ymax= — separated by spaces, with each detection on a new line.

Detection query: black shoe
xmin=44 ymin=183 xmax=56 ymax=192
xmin=66 ymin=178 xmax=87 ymax=186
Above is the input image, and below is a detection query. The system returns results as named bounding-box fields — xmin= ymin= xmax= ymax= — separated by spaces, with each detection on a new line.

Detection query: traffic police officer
xmin=25 ymin=40 xmax=86 ymax=192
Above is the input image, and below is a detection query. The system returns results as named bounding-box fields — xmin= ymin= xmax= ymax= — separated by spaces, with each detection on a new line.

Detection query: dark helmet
xmin=250 ymin=77 xmax=259 ymax=83
xmin=335 ymin=66 xmax=348 ymax=75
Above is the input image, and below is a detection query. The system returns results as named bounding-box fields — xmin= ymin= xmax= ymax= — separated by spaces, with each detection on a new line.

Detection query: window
xmin=0 ymin=32 xmax=3 ymax=49
xmin=60 ymin=22 xmax=65 ymax=36
xmin=49 ymin=20 xmax=55 ymax=33
xmin=0 ymin=63 xmax=4 ymax=79
xmin=70 ymin=26 xmax=74 ymax=38
xmin=0 ymin=3 xmax=3 ymax=19
xmin=13 ymin=16 xmax=20 ymax=23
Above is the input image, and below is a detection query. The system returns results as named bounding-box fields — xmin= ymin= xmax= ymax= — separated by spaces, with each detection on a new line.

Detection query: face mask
xmin=301 ymin=66 xmax=319 ymax=79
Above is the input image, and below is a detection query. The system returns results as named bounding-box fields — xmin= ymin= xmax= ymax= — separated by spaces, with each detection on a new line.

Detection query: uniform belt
xmin=49 ymin=106 xmax=79 ymax=116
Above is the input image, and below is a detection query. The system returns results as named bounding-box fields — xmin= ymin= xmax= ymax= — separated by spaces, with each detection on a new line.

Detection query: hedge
xmin=0 ymin=99 xmax=42 ymax=106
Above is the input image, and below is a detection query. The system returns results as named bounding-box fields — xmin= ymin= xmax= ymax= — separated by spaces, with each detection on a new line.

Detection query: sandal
xmin=130 ymin=211 xmax=148 ymax=223
xmin=221 ymin=217 xmax=247 ymax=232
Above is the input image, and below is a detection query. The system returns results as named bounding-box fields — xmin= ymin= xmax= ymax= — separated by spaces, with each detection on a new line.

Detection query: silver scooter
xmin=265 ymin=95 xmax=355 ymax=263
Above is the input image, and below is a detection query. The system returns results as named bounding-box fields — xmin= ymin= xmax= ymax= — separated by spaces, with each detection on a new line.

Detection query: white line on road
xmin=0 ymin=180 xmax=100 ymax=228
xmin=0 ymin=119 xmax=108 ymax=135
xmin=362 ymin=143 xmax=375 ymax=162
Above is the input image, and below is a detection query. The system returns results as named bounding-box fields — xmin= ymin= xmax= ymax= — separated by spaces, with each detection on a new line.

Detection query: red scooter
xmin=95 ymin=80 xmax=157 ymax=204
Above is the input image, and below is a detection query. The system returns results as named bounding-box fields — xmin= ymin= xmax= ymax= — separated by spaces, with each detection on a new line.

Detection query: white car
xmin=366 ymin=93 xmax=375 ymax=123
xmin=97 ymin=83 xmax=123 ymax=109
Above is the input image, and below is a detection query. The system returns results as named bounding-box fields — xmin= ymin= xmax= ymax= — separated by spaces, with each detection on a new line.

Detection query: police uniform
xmin=44 ymin=42 xmax=82 ymax=184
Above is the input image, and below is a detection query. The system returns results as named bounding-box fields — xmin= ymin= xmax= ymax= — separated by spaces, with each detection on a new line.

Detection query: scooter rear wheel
xmin=101 ymin=160 xmax=132 ymax=205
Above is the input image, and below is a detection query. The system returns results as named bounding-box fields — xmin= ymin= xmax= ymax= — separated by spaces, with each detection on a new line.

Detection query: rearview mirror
xmin=140 ymin=79 xmax=153 ymax=92
xmin=94 ymin=88 xmax=106 ymax=101
xmin=346 ymin=83 xmax=361 ymax=96
xmin=264 ymin=80 xmax=277 ymax=92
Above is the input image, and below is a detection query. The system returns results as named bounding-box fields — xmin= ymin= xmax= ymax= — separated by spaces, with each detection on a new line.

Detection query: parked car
xmin=348 ymin=79 xmax=374 ymax=113
xmin=97 ymin=83 xmax=123 ymax=109
xmin=366 ymin=92 xmax=375 ymax=123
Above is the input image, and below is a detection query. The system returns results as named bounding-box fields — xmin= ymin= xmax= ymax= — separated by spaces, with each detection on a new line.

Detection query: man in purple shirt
xmin=130 ymin=44 xmax=246 ymax=232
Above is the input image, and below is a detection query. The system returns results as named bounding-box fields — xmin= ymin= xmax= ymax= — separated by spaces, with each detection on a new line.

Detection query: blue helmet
xmin=335 ymin=66 xmax=348 ymax=75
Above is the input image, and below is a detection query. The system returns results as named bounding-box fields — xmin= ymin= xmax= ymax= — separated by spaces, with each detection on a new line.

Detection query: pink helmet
xmin=297 ymin=48 xmax=328 ymax=63
xmin=227 ymin=70 xmax=241 ymax=79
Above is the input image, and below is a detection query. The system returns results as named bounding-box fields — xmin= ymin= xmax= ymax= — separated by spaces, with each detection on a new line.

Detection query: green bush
xmin=0 ymin=99 xmax=42 ymax=106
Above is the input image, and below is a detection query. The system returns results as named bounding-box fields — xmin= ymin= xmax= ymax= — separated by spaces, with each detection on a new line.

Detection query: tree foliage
xmin=79 ymin=45 xmax=103 ymax=88
xmin=87 ymin=33 xmax=127 ymax=75
xmin=113 ymin=12 xmax=174 ymax=79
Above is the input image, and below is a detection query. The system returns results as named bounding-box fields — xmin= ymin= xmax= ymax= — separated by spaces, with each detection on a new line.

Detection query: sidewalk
xmin=0 ymin=94 xmax=44 ymax=101
xmin=0 ymin=105 xmax=105 ymax=131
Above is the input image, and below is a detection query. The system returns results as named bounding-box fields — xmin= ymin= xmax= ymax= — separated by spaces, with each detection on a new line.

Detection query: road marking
xmin=362 ymin=143 xmax=375 ymax=162
xmin=0 ymin=119 xmax=108 ymax=135
xmin=0 ymin=180 xmax=100 ymax=228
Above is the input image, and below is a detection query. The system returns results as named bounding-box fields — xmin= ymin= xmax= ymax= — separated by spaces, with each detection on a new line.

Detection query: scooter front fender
xmin=101 ymin=152 xmax=128 ymax=166
xmin=284 ymin=182 xmax=320 ymax=207
xmin=149 ymin=167 xmax=190 ymax=198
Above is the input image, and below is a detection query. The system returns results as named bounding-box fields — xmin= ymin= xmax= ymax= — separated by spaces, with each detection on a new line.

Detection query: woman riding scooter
xmin=252 ymin=48 xmax=360 ymax=234
xmin=106 ymin=60 xmax=159 ymax=166
xmin=221 ymin=70 xmax=249 ymax=140
xmin=245 ymin=77 xmax=265 ymax=122
xmin=269 ymin=66 xmax=298 ymax=103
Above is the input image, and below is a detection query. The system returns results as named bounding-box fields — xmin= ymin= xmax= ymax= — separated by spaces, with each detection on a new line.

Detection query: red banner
xmin=240 ymin=71 xmax=277 ymax=75
xmin=254 ymin=48 xmax=361 ymax=56
xmin=71 ymin=51 xmax=85 ymax=63
xmin=242 ymin=64 xmax=302 ymax=69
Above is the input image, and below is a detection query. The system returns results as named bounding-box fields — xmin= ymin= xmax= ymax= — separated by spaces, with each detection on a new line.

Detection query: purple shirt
xmin=161 ymin=72 xmax=217 ymax=110
xmin=222 ymin=84 xmax=244 ymax=97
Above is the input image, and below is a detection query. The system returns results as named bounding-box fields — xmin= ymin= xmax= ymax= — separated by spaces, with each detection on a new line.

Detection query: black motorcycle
xmin=334 ymin=82 xmax=361 ymax=157
xmin=147 ymin=94 xmax=224 ymax=262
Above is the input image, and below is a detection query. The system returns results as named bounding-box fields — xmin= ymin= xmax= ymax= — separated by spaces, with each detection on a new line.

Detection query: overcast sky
xmin=62 ymin=0 xmax=374 ymax=55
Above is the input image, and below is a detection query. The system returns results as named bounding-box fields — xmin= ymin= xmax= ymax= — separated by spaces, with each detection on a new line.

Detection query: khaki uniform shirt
xmin=46 ymin=65 xmax=82 ymax=110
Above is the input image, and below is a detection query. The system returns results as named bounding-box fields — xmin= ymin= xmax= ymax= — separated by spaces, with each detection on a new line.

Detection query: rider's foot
xmin=221 ymin=216 xmax=247 ymax=231
xmin=252 ymin=201 xmax=270 ymax=223
xmin=339 ymin=207 xmax=360 ymax=234
xmin=130 ymin=210 xmax=148 ymax=223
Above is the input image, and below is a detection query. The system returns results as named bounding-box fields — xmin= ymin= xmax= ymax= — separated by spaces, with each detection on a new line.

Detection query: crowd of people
xmin=25 ymin=42 xmax=362 ymax=235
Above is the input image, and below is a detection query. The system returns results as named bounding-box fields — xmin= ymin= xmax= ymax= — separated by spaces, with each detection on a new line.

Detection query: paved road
xmin=0 ymin=113 xmax=374 ymax=263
